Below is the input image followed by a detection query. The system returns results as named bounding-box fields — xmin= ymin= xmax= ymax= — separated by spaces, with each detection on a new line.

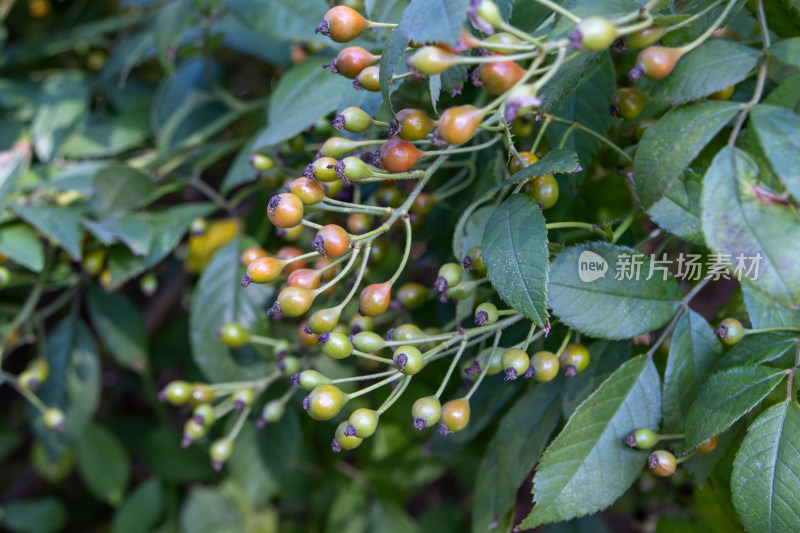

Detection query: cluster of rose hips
xmin=625 ymin=428 xmax=719 ymax=478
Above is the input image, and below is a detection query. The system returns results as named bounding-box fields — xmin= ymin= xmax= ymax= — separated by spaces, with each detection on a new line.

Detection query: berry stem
xmin=554 ymin=329 xmax=572 ymax=358
xmin=456 ymin=50 xmax=542 ymax=64
xmin=377 ymin=375 xmax=411 ymax=415
xmin=348 ymin=373 xmax=401 ymax=400
xmin=498 ymin=21 xmax=545 ymax=48
xmin=423 ymin=136 xmax=502 ymax=156
xmin=531 ymin=0 xmax=581 ymax=23
xmin=744 ymin=326 xmax=800 ymax=335
xmin=660 ymin=0 xmax=724 ymax=35
xmin=677 ymin=0 xmax=740 ymax=54
xmin=331 ymin=369 xmax=399 ymax=384
xmin=228 ymin=405 xmax=251 ymax=441
xmin=331 ymin=244 xmax=372 ymax=311
xmin=466 ymin=330 xmax=503 ymax=400
xmin=351 ymin=225 xmax=389 ymax=242
xmin=249 ymin=335 xmax=283 ymax=347
xmin=315 ymin=246 xmax=362 ymax=295
xmin=435 ymin=340 xmax=468 ymax=399
xmin=674 ymin=451 xmax=696 ymax=464
xmin=548 ymin=115 xmax=632 ymax=163
xmin=611 ymin=0 xmax=660 ymax=25
xmin=658 ymin=433 xmax=685 ymax=440
xmin=352 ymin=349 xmax=394 ymax=364
xmin=323 ymin=197 xmax=392 ymax=214
xmin=368 ymin=21 xmax=397 ymax=29
xmin=301 ymin=219 xmax=324 ymax=230
xmin=388 ymin=218 xmax=413 ymax=286
xmin=531 ymin=115 xmax=552 ymax=156
xmin=546 ymin=221 xmax=607 ymax=237
xmin=611 ymin=210 xmax=639 ymax=243
xmin=521 ymin=321 xmax=539 ymax=351
xmin=616 ymin=17 xmax=655 ymax=37
xmin=0 ymin=371 xmax=49 ymax=413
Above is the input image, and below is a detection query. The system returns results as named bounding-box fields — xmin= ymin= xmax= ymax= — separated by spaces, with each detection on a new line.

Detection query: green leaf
xmin=701 ymin=146 xmax=800 ymax=309
xmin=473 ymin=382 xmax=562 ymax=532
xmin=452 ymin=204 xmax=494 ymax=261
xmin=31 ymin=73 xmax=89 ymax=162
xmin=764 ymin=71 xmax=800 ymax=111
xmin=634 ymin=101 xmax=739 ymax=211
xmin=1 ymin=497 xmax=66 ymax=533
xmin=662 ymin=310 xmax=722 ymax=434
xmin=523 ymin=355 xmax=661 ymax=527
xmin=684 ymin=424 xmax=742 ymax=484
xmin=255 ymin=58 xmax=351 ymax=149
xmin=548 ymin=242 xmax=681 ymax=340
xmin=221 ymin=134 xmax=261 ymax=194
xmin=85 ymin=286 xmax=148 ymax=371
xmin=82 ymin=215 xmax=153 ymax=256
xmin=508 ymin=149 xmax=581 ymax=182
xmin=0 ymin=223 xmax=45 ymax=272
xmin=561 ymin=340 xmax=631 ymax=416
xmin=649 ymin=40 xmax=759 ymax=104
xmin=226 ymin=0 xmax=329 ymax=43
xmin=11 ymin=205 xmax=83 ymax=260
xmin=31 ymin=316 xmax=100 ymax=457
xmin=229 ymin=424 xmax=279 ymax=508
xmin=111 ymin=479 xmax=164 ymax=533
xmin=483 ymin=194 xmax=549 ymax=326
xmin=136 ymin=428 xmax=216 ymax=483
xmin=90 ymin=165 xmax=156 ymax=217
xmin=180 ymin=487 xmax=244 ymax=533
xmin=718 ymin=332 xmax=800 ymax=369
xmin=769 ymin=36 xmax=800 ymax=67
xmin=380 ymin=27 xmax=411 ymax=114
xmin=77 ymin=424 xmax=130 ymax=506
xmin=0 ymin=150 xmax=28 ymax=203
xmin=647 ymin=168 xmax=705 ymax=244
xmin=684 ymin=366 xmax=786 ymax=449
xmin=742 ymin=283 xmax=800 ymax=329
xmin=539 ymin=53 xmax=601 ymax=112
xmin=732 ymin=401 xmax=800 ymax=533
xmin=189 ymin=239 xmax=272 ymax=381
xmin=60 ymin=112 xmax=149 ymax=159
xmin=749 ymin=104 xmax=800 ymax=201
xmin=154 ymin=0 xmax=191 ymax=73
xmin=398 ymin=0 xmax=469 ymax=45
xmin=762 ymin=0 xmax=800 ymax=38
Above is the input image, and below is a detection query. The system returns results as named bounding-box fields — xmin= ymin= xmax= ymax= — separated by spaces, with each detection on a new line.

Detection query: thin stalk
xmin=435 ymin=340 xmax=468 ymax=399
xmin=466 ymin=330 xmax=503 ymax=400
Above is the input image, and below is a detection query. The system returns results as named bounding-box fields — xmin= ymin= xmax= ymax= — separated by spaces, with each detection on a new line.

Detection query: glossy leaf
xmin=742 ymin=283 xmax=800 ymax=329
xmin=701 ymin=146 xmax=800 ymax=308
xmin=539 ymin=53 xmax=600 ymax=112
xmin=77 ymin=424 xmax=130 ymax=506
xmin=634 ymin=101 xmax=738 ymax=211
xmin=731 ymin=401 xmax=800 ymax=533
xmin=749 ymin=104 xmax=800 ymax=200
xmin=647 ymin=169 xmax=705 ymax=244
xmin=718 ymin=332 xmax=800 ymax=370
xmin=90 ymin=165 xmax=156 ymax=217
xmin=483 ymin=194 xmax=549 ymax=326
xmin=12 ymin=205 xmax=83 ymax=260
xmin=85 ymin=286 xmax=149 ymax=372
xmin=764 ymin=71 xmax=800 ymax=111
xmin=380 ymin=27 xmax=410 ymax=113
xmin=523 ymin=355 xmax=661 ymax=527
xmin=226 ymin=0 xmax=328 ymax=43
xmin=508 ymin=149 xmax=581 ymax=182
xmin=82 ymin=215 xmax=153 ymax=256
xmin=548 ymin=242 xmax=681 ymax=339
xmin=561 ymin=340 xmax=631 ymax=416
xmin=769 ymin=36 xmax=800 ymax=68
xmin=32 ymin=73 xmax=89 ymax=162
xmin=0 ymin=223 xmax=45 ymax=272
xmin=255 ymin=58 xmax=351 ymax=149
xmin=684 ymin=366 xmax=786 ymax=449
xmin=473 ymin=382 xmax=562 ymax=532
xmin=649 ymin=40 xmax=758 ymax=104
xmin=398 ymin=0 xmax=469 ymax=45
xmin=111 ymin=479 xmax=164 ymax=533
xmin=662 ymin=310 xmax=722 ymax=434
xmin=189 ymin=239 xmax=272 ymax=381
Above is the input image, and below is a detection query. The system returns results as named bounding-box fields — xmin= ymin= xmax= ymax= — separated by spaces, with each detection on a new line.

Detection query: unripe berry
xmin=239 ymin=246 xmax=267 ymax=267
xmin=233 ymin=388 xmax=255 ymax=410
xmin=244 ymin=256 xmax=284 ymax=286
xmin=217 ymin=323 xmax=250 ymax=348
xmin=412 ymin=396 xmax=442 ymax=430
xmin=397 ymin=282 xmax=429 ymax=309
xmin=190 ymin=384 xmax=216 ymax=407
xmin=409 ymin=46 xmax=460 ymax=75
xmin=485 ymin=32 xmax=523 ymax=54
xmin=623 ymin=428 xmax=659 ymax=450
xmin=297 ymin=321 xmax=319 ymax=347
xmin=560 ymin=343 xmax=590 ymax=378
xmin=381 ymin=138 xmax=424 ymax=173
xmin=439 ymin=398 xmax=470 ymax=433
xmin=182 ymin=418 xmax=207 ymax=447
xmin=81 ymin=249 xmax=106 ymax=276
xmin=349 ymin=314 xmax=374 ymax=334
xmin=393 ymin=345 xmax=424 ymax=375
xmin=395 ymin=108 xmax=437 ymax=141
xmin=529 ymin=350 xmax=559 ymax=382
xmin=629 ymin=46 xmax=684 ymax=81
xmin=611 ymin=88 xmax=646 ymax=120
xmin=348 ymin=408 xmax=379 ymax=438
xmin=267 ymin=193 xmax=304 ymax=228
xmin=276 ymin=246 xmax=306 ymax=275
xmin=696 ymin=435 xmax=718 ymax=454
xmin=321 ymin=332 xmax=353 ymax=359
xmin=485 ymin=348 xmax=504 ymax=375
xmin=333 ymin=47 xmax=379 ymax=79
xmin=463 ymin=246 xmax=487 ymax=277
xmin=288 ymin=177 xmax=325 ymax=205
xmin=356 ymin=66 xmax=381 ymax=92
xmin=309 ymin=157 xmax=339 ymax=182
xmin=294 ymin=369 xmax=331 ymax=390
xmin=436 ymin=106 xmax=484 ymax=145
xmin=525 ymin=175 xmax=559 ymax=209
xmin=305 ymin=384 xmax=347 ymax=420
xmin=474 ymin=0 xmax=503 ymax=29
xmin=321 ymin=137 xmax=364 ymax=159
xmin=435 ymin=262 xmax=464 ymax=295
xmin=509 ymin=151 xmax=538 ymax=174
xmin=716 ymin=318 xmax=745 ymax=346
xmin=626 ymin=25 xmax=666 ymax=49
xmin=258 ymin=400 xmax=285 ymax=427
xmin=501 ymin=348 xmax=530 ymax=381
xmin=569 ymin=17 xmax=618 ymax=52
xmin=333 ymin=107 xmax=373 ymax=134
xmin=448 ymin=281 xmax=476 ymax=301
xmin=412 ymin=192 xmax=436 ymax=216
xmin=352 ymin=331 xmax=386 ymax=352
xmin=279 ymin=355 xmax=301 ymax=376
xmin=358 ymin=282 xmax=392 ymax=316
xmin=708 ymin=85 xmax=734 ymax=101
xmin=249 ymin=153 xmax=275 ymax=171
xmin=347 ymin=213 xmax=372 ymax=234
xmin=18 ymin=370 xmax=40 ymax=391
xmin=333 ymin=420 xmax=363 ymax=451
xmin=42 ymin=408 xmax=65 ymax=431
xmin=275 ymin=286 xmax=316 ymax=317
xmin=392 ymin=324 xmax=425 ymax=342
xmin=308 ymin=307 xmax=341 ymax=334
xmin=648 ymin=450 xmax=677 ymax=477
xmin=193 ymin=404 xmax=215 ymax=427
xmin=474 ymin=302 xmax=498 ymax=325
xmin=317 ymin=5 xmax=370 ymax=43
xmin=160 ymin=380 xmax=193 ymax=405
xmin=312 ymin=224 xmax=350 ymax=258
xmin=287 ymin=268 xmax=322 ymax=290
xmin=210 ymin=437 xmax=234 ymax=470
xmin=478 ymin=57 xmax=525 ymax=95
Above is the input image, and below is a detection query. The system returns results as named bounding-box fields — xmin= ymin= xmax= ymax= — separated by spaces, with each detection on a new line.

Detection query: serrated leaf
xmin=647 ymin=169 xmax=705 ymax=244
xmin=662 ymin=310 xmax=722 ymax=434
xmin=749 ymin=104 xmax=800 ymax=201
xmin=539 ymin=53 xmax=600 ymax=112
xmin=701 ymin=146 xmax=800 ymax=309
xmin=649 ymin=40 xmax=759 ymax=104
xmin=111 ymin=479 xmax=164 ymax=533
xmin=255 ymin=58 xmax=351 ymax=149
xmin=398 ymin=0 xmax=469 ymax=45
xmin=769 ymin=36 xmax=800 ymax=67
xmin=32 ymin=73 xmax=89 ymax=162
xmin=77 ymin=424 xmax=130 ymax=506
xmin=82 ymin=215 xmax=153 ymax=256
xmin=85 ymin=286 xmax=148 ymax=372
xmin=634 ymin=101 xmax=739 ymax=211
xmin=226 ymin=0 xmax=329 ymax=44
xmin=189 ymin=239 xmax=272 ymax=381
xmin=90 ymin=165 xmax=156 ymax=217
xmin=732 ymin=401 xmax=800 ymax=533
xmin=0 ymin=223 xmax=44 ymax=272
xmin=685 ymin=366 xmax=786 ymax=449
xmin=11 ymin=205 xmax=83 ymax=260
xmin=561 ymin=340 xmax=631 ymax=417
xmin=380 ymin=27 xmax=410 ymax=114
xmin=473 ymin=382 xmax=562 ymax=532
xmin=718 ymin=332 xmax=800 ymax=370
xmin=0 ymin=150 xmax=28 ymax=203
xmin=483 ymin=194 xmax=549 ymax=326
xmin=684 ymin=424 xmax=742 ymax=484
xmin=742 ymin=283 xmax=800 ymax=329
xmin=508 ymin=149 xmax=581 ymax=182
xmin=523 ymin=355 xmax=661 ymax=527
xmin=549 ymin=242 xmax=681 ymax=340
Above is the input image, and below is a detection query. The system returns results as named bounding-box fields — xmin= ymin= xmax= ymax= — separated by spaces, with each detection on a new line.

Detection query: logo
xmin=578 ymin=251 xmax=608 ymax=282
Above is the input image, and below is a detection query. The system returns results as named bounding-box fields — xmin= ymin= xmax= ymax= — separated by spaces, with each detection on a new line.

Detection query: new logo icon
xmin=578 ymin=251 xmax=608 ymax=282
